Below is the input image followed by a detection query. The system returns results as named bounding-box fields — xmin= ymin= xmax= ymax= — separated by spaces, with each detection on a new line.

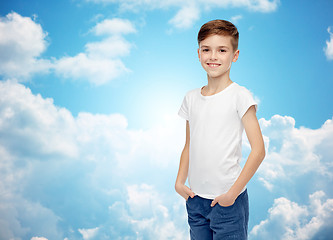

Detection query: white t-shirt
xmin=178 ymin=82 xmax=257 ymax=199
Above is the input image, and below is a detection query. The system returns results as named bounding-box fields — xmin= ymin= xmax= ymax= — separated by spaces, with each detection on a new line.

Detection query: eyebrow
xmin=200 ymin=45 xmax=229 ymax=49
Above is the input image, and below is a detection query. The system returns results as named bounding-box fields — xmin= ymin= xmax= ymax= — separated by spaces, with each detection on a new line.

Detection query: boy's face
xmin=198 ymin=34 xmax=239 ymax=79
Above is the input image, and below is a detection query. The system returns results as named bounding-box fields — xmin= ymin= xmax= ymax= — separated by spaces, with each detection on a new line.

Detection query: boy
xmin=175 ymin=20 xmax=265 ymax=240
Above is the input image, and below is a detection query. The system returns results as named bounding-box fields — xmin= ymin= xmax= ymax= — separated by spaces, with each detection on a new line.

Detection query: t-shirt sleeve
xmin=178 ymin=94 xmax=189 ymax=120
xmin=237 ymin=87 xmax=257 ymax=119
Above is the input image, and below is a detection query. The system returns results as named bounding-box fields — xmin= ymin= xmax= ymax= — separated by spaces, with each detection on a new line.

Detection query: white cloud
xmin=124 ymin=184 xmax=188 ymax=240
xmin=0 ymin=12 xmax=51 ymax=79
xmin=0 ymin=81 xmax=79 ymax=158
xmin=250 ymin=191 xmax=333 ymax=240
xmin=85 ymin=36 xmax=132 ymax=58
xmin=168 ymin=4 xmax=200 ymax=29
xmin=31 ymin=237 xmax=48 ymax=240
xmin=201 ymin=0 xmax=280 ymax=12
xmin=324 ymin=27 xmax=333 ymax=60
xmin=54 ymin=18 xmax=135 ymax=85
xmin=84 ymin=0 xmax=280 ymax=30
xmin=244 ymin=0 xmax=280 ymax=12
xmin=257 ymin=115 xmax=333 ymax=191
xmin=127 ymin=184 xmax=159 ymax=218
xmin=1 ymin=81 xmax=333 ymax=239
xmin=0 ymin=194 xmax=62 ymax=240
xmin=78 ymin=227 xmax=99 ymax=240
xmin=92 ymin=18 xmax=136 ymax=36
xmin=0 ymin=13 xmax=136 ymax=85
xmin=85 ymin=0 xmax=280 ymax=12
xmin=0 ymin=80 xmax=185 ymax=239
xmin=85 ymin=0 xmax=179 ymax=11
xmin=230 ymin=15 xmax=243 ymax=24
xmin=55 ymin=53 xmax=129 ymax=85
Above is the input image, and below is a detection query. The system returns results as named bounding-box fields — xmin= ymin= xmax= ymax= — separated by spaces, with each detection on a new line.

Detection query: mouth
xmin=207 ymin=63 xmax=221 ymax=68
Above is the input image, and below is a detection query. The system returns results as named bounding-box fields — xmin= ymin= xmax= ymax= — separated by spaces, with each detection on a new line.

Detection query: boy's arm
xmin=175 ymin=120 xmax=195 ymax=200
xmin=211 ymin=105 xmax=265 ymax=207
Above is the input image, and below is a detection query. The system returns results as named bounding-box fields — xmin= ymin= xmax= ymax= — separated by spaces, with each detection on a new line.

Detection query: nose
xmin=210 ymin=50 xmax=217 ymax=60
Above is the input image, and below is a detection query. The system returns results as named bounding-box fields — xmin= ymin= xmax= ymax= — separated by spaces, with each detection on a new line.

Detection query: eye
xmin=202 ymin=48 xmax=209 ymax=52
xmin=219 ymin=49 xmax=227 ymax=53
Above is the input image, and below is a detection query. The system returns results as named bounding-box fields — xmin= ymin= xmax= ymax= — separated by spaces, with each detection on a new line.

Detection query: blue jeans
xmin=186 ymin=189 xmax=249 ymax=240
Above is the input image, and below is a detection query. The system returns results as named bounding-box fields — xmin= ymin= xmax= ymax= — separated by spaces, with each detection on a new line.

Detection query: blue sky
xmin=0 ymin=0 xmax=333 ymax=239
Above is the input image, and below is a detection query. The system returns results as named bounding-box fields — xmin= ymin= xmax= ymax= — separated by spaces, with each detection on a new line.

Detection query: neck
xmin=205 ymin=74 xmax=233 ymax=94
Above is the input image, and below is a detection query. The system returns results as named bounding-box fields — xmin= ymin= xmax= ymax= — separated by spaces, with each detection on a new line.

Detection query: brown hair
xmin=197 ymin=19 xmax=239 ymax=51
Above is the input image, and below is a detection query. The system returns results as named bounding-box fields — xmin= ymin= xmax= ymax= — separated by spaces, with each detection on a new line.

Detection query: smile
xmin=207 ymin=63 xmax=221 ymax=68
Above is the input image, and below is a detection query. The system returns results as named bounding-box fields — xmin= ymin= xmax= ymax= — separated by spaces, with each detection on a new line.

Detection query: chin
xmin=208 ymin=73 xmax=223 ymax=79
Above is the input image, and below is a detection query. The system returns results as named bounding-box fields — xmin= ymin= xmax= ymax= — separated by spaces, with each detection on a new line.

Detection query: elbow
xmin=253 ymin=144 xmax=265 ymax=163
xmin=261 ymin=148 xmax=266 ymax=162
xmin=259 ymin=145 xmax=266 ymax=162
xmin=174 ymin=181 xmax=181 ymax=195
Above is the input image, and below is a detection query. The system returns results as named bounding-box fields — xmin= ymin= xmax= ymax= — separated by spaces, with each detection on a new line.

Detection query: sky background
xmin=0 ymin=0 xmax=333 ymax=239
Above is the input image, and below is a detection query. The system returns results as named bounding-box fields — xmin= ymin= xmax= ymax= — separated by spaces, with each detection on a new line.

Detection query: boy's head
xmin=198 ymin=20 xmax=239 ymax=52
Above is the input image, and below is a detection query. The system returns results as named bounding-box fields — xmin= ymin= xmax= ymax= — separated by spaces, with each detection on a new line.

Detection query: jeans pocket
xmin=217 ymin=202 xmax=236 ymax=210
xmin=214 ymin=201 xmax=240 ymax=224
xmin=186 ymin=195 xmax=196 ymax=203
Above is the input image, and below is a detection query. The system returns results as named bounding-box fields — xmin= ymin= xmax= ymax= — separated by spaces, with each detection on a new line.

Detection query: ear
xmin=232 ymin=49 xmax=239 ymax=62
xmin=197 ymin=48 xmax=201 ymax=61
